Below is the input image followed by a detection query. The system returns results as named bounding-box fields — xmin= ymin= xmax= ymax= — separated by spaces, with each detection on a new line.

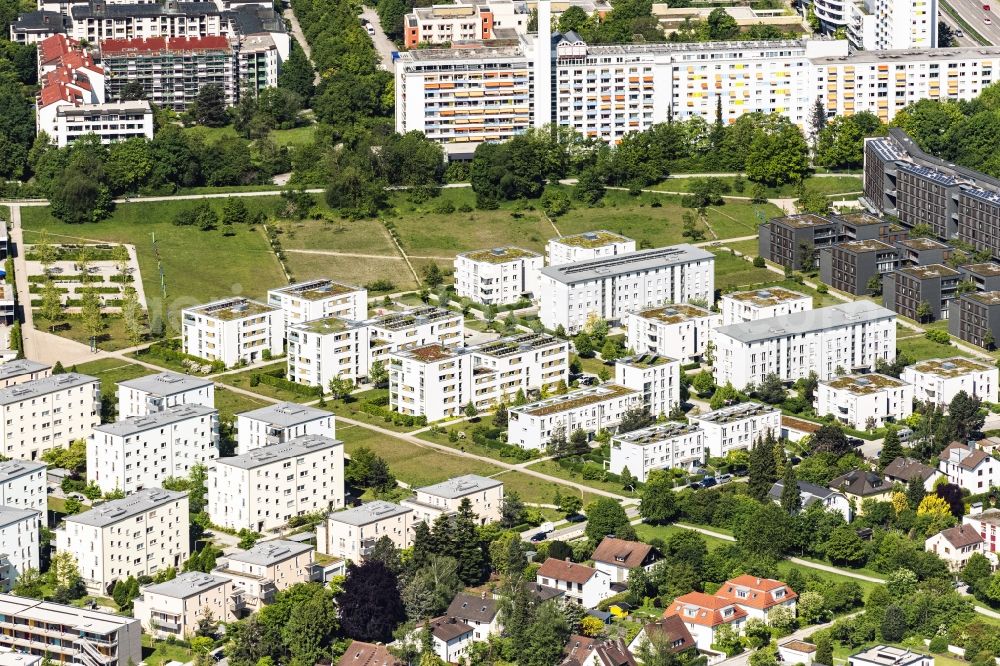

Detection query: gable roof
xmin=936 ymin=524 xmax=984 ymax=549
xmin=664 ymin=592 xmax=747 ymax=627
xmin=768 ymin=480 xmax=838 ymax=506
xmin=716 ymin=575 xmax=798 ymax=610
xmin=446 ymin=592 xmax=498 ymax=624
xmin=640 ymin=616 xmax=696 ymax=653
xmin=338 ymin=642 xmax=401 ymax=666
xmin=537 ymin=558 xmax=602 ymax=585
xmin=941 ymin=442 xmax=991 ymax=470
xmin=830 ymin=469 xmax=888 ymax=496
xmin=563 ymin=634 xmax=597 ymax=663
xmin=883 ymin=457 xmax=937 ymax=483
xmin=593 ymin=639 xmax=638 ymax=666
xmin=428 ymin=616 xmax=473 ymax=642
xmin=591 ymin=537 xmax=656 ymax=570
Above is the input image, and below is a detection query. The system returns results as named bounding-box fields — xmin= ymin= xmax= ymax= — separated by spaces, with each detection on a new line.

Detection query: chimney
xmin=971 ymin=501 xmax=984 ymax=514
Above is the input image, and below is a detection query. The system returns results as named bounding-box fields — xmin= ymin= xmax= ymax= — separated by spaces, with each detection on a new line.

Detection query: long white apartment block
xmin=402 ymin=474 xmax=504 ymax=526
xmin=625 ymin=303 xmax=721 ymax=362
xmin=182 ymin=297 xmax=284 ymax=368
xmin=689 ymin=401 xmax=781 ymax=458
xmin=86 ymin=405 xmax=220 ymax=495
xmin=507 ymin=383 xmax=642 ymax=450
xmin=815 ymin=373 xmax=914 ymax=429
xmin=212 ymin=539 xmax=315 ymax=613
xmin=317 ymin=500 xmax=414 ymax=563
xmin=454 ymin=247 xmax=543 ymax=305
xmin=546 ymin=231 xmax=636 ymax=266
xmin=538 ymin=245 xmax=715 ymax=334
xmin=0 ymin=373 xmax=100 ymax=462
xmin=206 ymin=435 xmax=344 ymax=533
xmin=286 ymin=306 xmax=464 ymax=388
xmin=267 ymin=279 xmax=367 ymax=327
xmin=835 ymin=0 xmax=937 ymax=51
xmin=720 ymin=287 xmax=813 ymax=326
xmin=0 ymin=360 xmax=50 ymax=388
xmin=0 ymin=506 xmax=40 ymax=591
xmin=55 ymin=488 xmax=190 ymax=593
xmin=235 ymin=402 xmax=334 ymax=452
xmin=0 ymin=460 xmax=46 ymax=515
xmin=389 ymin=333 xmax=569 ymax=421
xmin=610 ymin=422 xmax=704 ymax=481
xmin=711 ymin=301 xmax=897 ymax=390
xmin=615 ymin=353 xmax=680 ymax=419
xmin=116 ymin=371 xmax=215 ymax=420
xmin=68 ymin=0 xmax=225 ymax=42
xmin=901 ymin=357 xmax=999 ymax=408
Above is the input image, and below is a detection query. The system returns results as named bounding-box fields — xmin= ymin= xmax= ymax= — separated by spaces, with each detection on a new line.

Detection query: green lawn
xmin=526 ymin=458 xmax=636 ymax=498
xmin=74 ymin=358 xmax=153 ymax=398
xmin=276 ymin=216 xmax=397 ymax=256
xmin=775 ymin=559 xmax=880 ymax=596
xmin=703 ymin=203 xmax=778 ymax=239
xmin=724 ymin=238 xmax=762 ymax=257
xmin=214 ymin=386 xmax=271 ymax=422
xmin=142 ymin=635 xmax=196 ymax=666
xmin=634 ymin=523 xmax=732 ymax=550
xmin=651 ymin=175 xmax=864 ymax=198
xmin=285 ymin=252 xmax=418 ymax=292
xmin=215 ymin=361 xmax=317 ymax=403
xmin=323 ymin=390 xmax=420 ymax=433
xmin=492 ymin=469 xmax=601 ymax=518
xmin=712 ymin=250 xmax=780 ymax=290
xmin=182 ymin=122 xmax=317 ymax=148
xmin=34 ymin=314 xmax=136 ymax=352
xmin=417 ymin=417 xmax=544 ymax=463
xmin=895 ymin=329 xmax=975 ymax=362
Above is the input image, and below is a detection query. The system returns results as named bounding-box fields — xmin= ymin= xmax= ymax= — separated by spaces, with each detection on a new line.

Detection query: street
xmin=361 ymin=5 xmax=396 ymax=71
xmin=942 ymin=0 xmax=1000 ymax=44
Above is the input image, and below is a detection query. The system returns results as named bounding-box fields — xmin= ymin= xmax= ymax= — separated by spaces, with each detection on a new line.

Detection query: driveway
xmin=361 ymin=5 xmax=396 ymax=70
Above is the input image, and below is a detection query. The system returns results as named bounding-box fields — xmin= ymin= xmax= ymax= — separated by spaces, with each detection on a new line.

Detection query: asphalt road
xmin=361 ymin=5 xmax=396 ymax=71
xmin=944 ymin=0 xmax=1000 ymax=44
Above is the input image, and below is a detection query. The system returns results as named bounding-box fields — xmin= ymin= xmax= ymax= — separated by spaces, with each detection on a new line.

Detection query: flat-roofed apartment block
xmin=949 ymin=291 xmax=1000 ymax=349
xmin=902 ymin=357 xmax=999 ymax=407
xmin=116 ymin=371 xmax=214 ymax=420
xmin=610 ymin=422 xmax=703 ymax=482
xmin=836 ymin=212 xmax=909 ymax=244
xmin=819 ymin=239 xmax=899 ymax=296
xmin=958 ymin=262 xmax=1000 ymax=292
xmin=848 ymin=646 xmax=932 ymax=666
xmin=207 ymin=435 xmax=344 ymax=532
xmin=69 ymin=0 xmax=223 ymax=42
xmin=212 ymin=539 xmax=315 ymax=615
xmin=0 ymin=593 xmax=141 ymax=666
xmin=758 ymin=214 xmax=839 ymax=269
xmin=538 ymin=244 xmax=715 ymax=334
xmin=894 ymin=238 xmax=952 ymax=267
xmin=86 ymin=405 xmax=220 ymax=495
xmin=0 ymin=506 xmax=40 ymax=591
xmin=317 ymin=500 xmax=413 ymax=562
xmin=402 ymin=474 xmax=503 ymax=525
xmin=883 ymin=264 xmax=961 ymax=321
xmin=235 ymin=402 xmax=333 ymax=452
xmin=454 ymin=247 xmax=543 ymax=305
xmin=287 ymin=306 xmax=463 ymax=388
xmin=815 ymin=373 xmax=913 ymax=429
xmin=0 ymin=461 xmax=46 ymax=515
xmin=615 ymin=353 xmax=680 ymax=418
xmin=711 ymin=301 xmax=897 ymax=390
xmin=720 ymin=287 xmax=813 ymax=326
xmin=133 ymin=572 xmax=234 ymax=638
xmin=689 ymin=401 xmax=780 ymax=458
xmin=625 ymin=303 xmax=720 ymax=362
xmin=0 ymin=373 xmax=100 ymax=462
xmin=55 ymin=488 xmax=190 ymax=594
xmin=546 ymin=230 xmax=636 ymax=266
xmin=182 ymin=297 xmax=284 ymax=368
xmin=267 ymin=279 xmax=367 ymax=327
xmin=507 ymin=383 xmax=641 ymax=450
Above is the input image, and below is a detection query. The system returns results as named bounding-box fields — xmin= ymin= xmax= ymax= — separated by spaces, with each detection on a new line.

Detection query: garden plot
xmin=25 ymin=243 xmax=145 ymax=313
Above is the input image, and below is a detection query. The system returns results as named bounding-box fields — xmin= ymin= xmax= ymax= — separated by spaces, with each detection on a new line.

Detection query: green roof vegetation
xmin=292 ymin=281 xmax=359 ymax=301
xmin=913 ymin=357 xmax=991 ymax=377
xmin=463 ymin=247 xmax=539 ymax=263
xmin=619 ymin=353 xmax=675 ymax=368
xmin=966 ymin=291 xmax=1000 ymax=305
xmin=824 ymin=373 xmax=904 ymax=394
xmin=637 ymin=303 xmax=712 ymax=324
xmin=901 ymin=264 xmax=959 ymax=280
xmin=553 ymin=230 xmax=631 ymax=249
xmin=300 ymin=316 xmax=351 ymax=334
xmin=405 ymin=344 xmax=456 ymax=362
xmin=198 ymin=299 xmax=276 ymax=321
xmin=726 ymin=286 xmax=808 ymax=307
xmin=521 ymin=384 xmax=636 ymax=417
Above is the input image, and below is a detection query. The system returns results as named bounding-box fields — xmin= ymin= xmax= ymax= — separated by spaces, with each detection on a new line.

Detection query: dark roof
xmin=883 ymin=457 xmax=937 ymax=483
xmin=446 ymin=593 xmax=498 ymax=624
xmin=71 ymin=1 xmax=219 ymax=19
xmin=641 ymin=616 xmax=696 ymax=654
xmin=768 ymin=480 xmax=837 ymax=505
xmin=830 ymin=470 xmax=888 ymax=496
xmin=11 ymin=11 xmax=67 ymax=32
xmin=428 ymin=616 xmax=473 ymax=642
xmin=525 ymin=581 xmax=564 ymax=602
xmin=591 ymin=537 xmax=657 ymax=570
xmin=937 ymin=524 xmax=984 ymax=549
xmin=593 ymin=639 xmax=638 ymax=666
xmin=224 ymin=5 xmax=284 ymax=33
xmin=941 ymin=441 xmax=991 ymax=470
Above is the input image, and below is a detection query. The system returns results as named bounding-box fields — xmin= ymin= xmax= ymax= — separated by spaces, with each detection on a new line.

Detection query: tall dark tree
xmin=277 ymin=41 xmax=315 ymax=102
xmin=811 ymin=424 xmax=852 ymax=455
xmin=747 ymin=432 xmax=778 ymax=501
xmin=780 ymin=463 xmax=801 ymax=514
xmin=453 ymin=499 xmax=486 ymax=585
xmin=640 ymin=471 xmax=679 ymax=524
xmin=336 ymin=561 xmax=405 ymax=643
xmin=192 ymin=84 xmax=229 ymax=127
xmin=878 ymin=430 xmax=903 ymax=472
xmin=946 ymin=391 xmax=984 ymax=442
xmin=499 ymin=491 xmax=525 ymax=528
xmin=585 ymin=498 xmax=636 ymax=544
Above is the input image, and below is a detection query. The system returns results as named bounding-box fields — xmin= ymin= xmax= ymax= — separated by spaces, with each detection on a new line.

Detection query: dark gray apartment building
xmin=949 ymin=291 xmax=1000 ymax=348
xmin=759 ymin=212 xmax=908 ymax=270
xmin=895 ymin=238 xmax=952 ymax=267
xmin=883 ymin=264 xmax=961 ymax=322
xmin=838 ymin=213 xmax=908 ymax=243
xmin=958 ymin=263 xmax=1000 ymax=292
xmin=819 ymin=239 xmax=898 ymax=296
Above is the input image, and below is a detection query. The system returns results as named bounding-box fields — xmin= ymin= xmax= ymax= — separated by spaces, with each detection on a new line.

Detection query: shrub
xmin=753 ymin=256 xmax=766 ymax=267
xmin=925 ymin=329 xmax=950 ymax=344
xmin=929 ymin=636 xmax=948 ymax=654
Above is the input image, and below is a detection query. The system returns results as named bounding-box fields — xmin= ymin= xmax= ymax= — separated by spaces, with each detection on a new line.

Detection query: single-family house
xmin=768 ymin=480 xmax=852 ymax=522
xmin=590 ymin=537 xmax=660 ymax=585
xmin=536 ymin=558 xmax=614 ymax=608
xmin=925 ymin=524 xmax=988 ymax=572
xmin=627 ymin=616 xmax=696 ymax=658
xmin=714 ymin=576 xmax=797 ymax=622
xmin=829 ymin=470 xmax=893 ymax=513
xmin=939 ymin=441 xmax=999 ymax=492
xmin=426 ymin=616 xmax=473 ymax=663
xmin=446 ymin=592 xmax=501 ymax=640
xmin=338 ymin=642 xmax=401 ymax=666
xmin=883 ymin=457 xmax=942 ymax=491
xmin=663 ymin=592 xmax=748 ymax=651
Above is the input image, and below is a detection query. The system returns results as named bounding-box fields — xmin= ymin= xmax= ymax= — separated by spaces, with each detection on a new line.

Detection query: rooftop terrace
xmin=634 ymin=303 xmax=713 ymax=324
xmin=725 ymin=287 xmax=809 ymax=307
xmin=613 ymin=422 xmax=700 ymax=445
xmin=899 ymin=264 xmax=959 ymax=280
xmin=462 ymin=247 xmax=540 ymax=264
xmin=771 ymin=213 xmax=836 ymax=229
xmin=823 ymin=373 xmax=905 ymax=394
xmin=514 ymin=383 xmax=636 ymax=417
xmin=962 ymin=262 xmax=1000 ymax=277
xmin=693 ymin=401 xmax=778 ymax=425
xmin=190 ymin=297 xmax=277 ymax=321
xmin=965 ymin=290 xmax=1000 ymax=305
xmin=617 ymin=352 xmax=675 ymax=368
xmin=272 ymin=279 xmax=362 ymax=301
xmin=475 ymin=333 xmax=563 ymax=357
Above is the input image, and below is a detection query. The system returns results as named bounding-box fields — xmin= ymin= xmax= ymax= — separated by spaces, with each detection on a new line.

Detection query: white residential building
xmin=446 ymin=592 xmax=502 ymax=641
xmin=51 ymin=101 xmax=154 ymax=147
xmin=815 ymin=374 xmax=914 ymax=429
xmin=317 ymin=501 xmax=414 ymax=563
xmin=768 ymin=480 xmax=853 ymax=522
xmin=538 ymin=245 xmax=715 ymax=334
xmin=182 ymin=297 xmax=284 ymax=367
xmin=0 ymin=360 xmax=51 ymax=388
xmin=286 ymin=306 xmax=463 ymax=388
xmin=848 ymin=646 xmax=932 ymax=666
xmin=615 ymin=354 xmax=681 ymax=419
xmin=925 ymin=524 xmax=987 ymax=572
xmin=715 ymin=575 xmax=798 ymax=623
xmin=546 ymin=231 xmax=636 ymax=267
xmin=963 ymin=506 xmax=1000 ymax=553
xmin=720 ymin=287 xmax=813 ymax=326
xmin=267 ymin=279 xmax=367 ymax=327
xmin=454 ymin=247 xmax=543 ymax=305
xmin=207 ymin=435 xmax=344 ymax=533
xmin=0 ymin=507 xmax=40 ymax=591
xmin=664 ymin=591 xmax=748 ymax=651
xmin=0 ymin=373 xmax=100 ymax=462
xmin=507 ymin=384 xmax=642 ymax=450
xmin=625 ymin=303 xmax=721 ymax=362
xmin=591 ymin=537 xmax=660 ymax=584
xmin=426 ymin=617 xmax=474 ymax=663
xmin=0 ymin=461 xmax=46 ymax=515
xmin=132 ymin=572 xmax=234 ymax=638
xmin=536 ymin=558 xmax=614 ymax=608
xmin=87 ymin=405 xmax=220 ymax=495
xmin=610 ymin=422 xmax=704 ymax=482
xmin=55 ymin=488 xmax=190 ymax=593
xmin=939 ymin=441 xmax=999 ymax=492
xmin=401 ymin=475 xmax=504 ymax=526
xmin=690 ymin=402 xmax=781 ymax=459
xmin=116 ymin=372 xmax=215 ymax=420
xmin=711 ymin=301 xmax=897 ymax=390
xmin=901 ymin=357 xmax=999 ymax=408
xmin=68 ymin=1 xmax=225 ymax=42
xmin=212 ymin=540 xmax=315 ymax=613
xmin=235 ymin=402 xmax=334 ymax=452
xmin=838 ymin=0 xmax=937 ymax=51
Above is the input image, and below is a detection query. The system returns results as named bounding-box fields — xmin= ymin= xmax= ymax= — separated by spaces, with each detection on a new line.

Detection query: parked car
xmin=848 ymin=437 xmax=864 ymax=447
xmin=701 ymin=476 xmax=717 ymax=488
xmin=566 ymin=513 xmax=586 ymax=523
xmin=984 ymin=4 xmax=990 ymax=11
xmin=956 ymin=28 xmax=965 ymax=36
xmin=789 ymin=456 xmax=802 ymax=465
xmin=530 ymin=531 xmax=548 ymax=542
xmin=688 ymin=482 xmax=702 ymax=490
xmin=717 ymin=473 xmax=733 ymax=484
xmin=897 ymin=427 xmax=913 ymax=442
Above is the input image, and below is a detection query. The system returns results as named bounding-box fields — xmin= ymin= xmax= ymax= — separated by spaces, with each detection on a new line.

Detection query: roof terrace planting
xmin=553 ymin=230 xmax=631 ymax=249
xmin=726 ymin=287 xmax=808 ymax=307
xmin=912 ymin=357 xmax=992 ymax=377
xmin=462 ymin=247 xmax=539 ymax=263
xmin=636 ymin=303 xmax=712 ymax=324
xmin=966 ymin=291 xmax=1000 ymax=305
xmin=823 ymin=373 xmax=905 ymax=394
xmin=195 ymin=298 xmax=276 ymax=321
xmin=517 ymin=384 xmax=636 ymax=417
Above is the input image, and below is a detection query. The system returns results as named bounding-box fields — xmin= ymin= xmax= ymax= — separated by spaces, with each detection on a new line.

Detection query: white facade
xmin=454 ymin=247 xmax=543 ymax=305
xmin=848 ymin=646 xmax=932 ymax=666
xmin=207 ymin=435 xmax=344 ymax=532
xmin=401 ymin=475 xmax=503 ymax=526
xmin=87 ymin=405 xmax=220 ymax=495
xmin=712 ymin=301 xmax=897 ymax=390
xmin=625 ymin=304 xmax=721 ymax=362
xmin=535 ymin=558 xmax=614 ymax=608
xmin=52 ymin=101 xmax=154 ymax=147
xmin=546 ymin=231 xmax=636 ymax=267
xmin=720 ymin=288 xmax=813 ymax=326
xmin=610 ymin=422 xmax=704 ymax=482
xmin=842 ymin=0 xmax=937 ymax=51
xmin=815 ymin=374 xmax=913 ymax=429
xmin=939 ymin=441 xmax=1000 ymax=492
xmin=901 ymin=357 xmax=999 ymax=408
xmin=317 ymin=501 xmax=414 ymax=563
xmin=538 ymin=245 xmax=715 ymax=334
xmin=182 ymin=297 xmax=284 ymax=368
xmin=55 ymin=489 xmax=190 ymax=593
xmin=116 ymin=372 xmax=215 ymax=420
xmin=235 ymin=402 xmax=334 ymax=452
xmin=0 ymin=373 xmax=100 ymax=462
xmin=507 ymin=384 xmax=642 ymax=450
xmin=68 ymin=2 xmax=225 ymax=42
xmin=0 ymin=461 xmax=46 ymax=515
xmin=212 ymin=540 xmax=315 ymax=613
xmin=614 ymin=355 xmax=681 ymax=419
xmin=133 ymin=572 xmax=234 ymax=638
xmin=428 ymin=618 xmax=474 ymax=664
xmin=267 ymin=279 xmax=367 ymax=327
xmin=0 ymin=360 xmax=51 ymax=389
xmin=925 ymin=525 xmax=986 ymax=572
xmin=690 ymin=402 xmax=781 ymax=459
xmin=0 ymin=507 xmax=40 ymax=592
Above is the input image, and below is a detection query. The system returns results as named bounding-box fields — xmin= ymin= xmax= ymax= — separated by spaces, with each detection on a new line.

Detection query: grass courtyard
xmin=650 ymin=174 xmax=864 ymax=198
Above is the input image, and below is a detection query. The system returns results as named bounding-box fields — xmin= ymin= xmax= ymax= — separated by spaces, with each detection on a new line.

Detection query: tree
xmin=734 ymin=501 xmax=790 ymax=561
xmin=50 ymin=169 xmax=110 ymax=224
xmin=422 ymin=263 xmax=444 ymax=288
xmin=402 ymin=555 xmax=462 ymax=620
xmin=947 ymin=391 xmax=984 ymax=442
xmin=80 ymin=288 xmax=104 ymax=341
xmin=640 ymin=471 xmax=679 ymax=524
xmin=493 ymin=402 xmax=508 ymax=428
xmin=453 ymin=499 xmax=487 ymax=585
xmin=747 ymin=433 xmax=778 ymax=501
xmin=121 ymin=287 xmax=143 ymax=347
xmin=712 ymin=623 xmax=743 ymax=656
xmin=42 ymin=439 xmax=87 ymax=473
xmin=878 ymin=430 xmax=903 ymax=472
xmin=12 ymin=568 xmax=44 ymax=598
xmin=328 ymin=376 xmax=355 ymax=400
xmin=962 ymin=552 xmax=993 ymax=588
xmin=463 ymin=402 xmax=479 ymax=419
xmin=192 ymin=84 xmax=228 ymax=127
xmin=585 ymin=498 xmax=636 ymax=544
xmin=757 ymin=373 xmax=786 ymax=404
xmin=48 ymin=551 xmax=84 ymax=598
xmin=106 ymin=137 xmax=153 ymax=194
xmin=600 ymin=338 xmax=624 ymax=363
xmin=574 ymin=332 xmax=595 ymax=357
xmin=906 ymin=475 xmax=926 ymax=510
xmin=706 ymin=7 xmax=739 ymax=39
xmin=692 ymin=371 xmax=716 ymax=397
xmin=867 ymin=274 xmax=884 ymax=296
xmin=815 ymin=633 xmax=834 ymax=666
xmin=815 ymin=112 xmax=886 ymax=169
xmin=34 ymin=231 xmax=57 ymax=274
xmin=798 ymin=589 xmax=826 ymax=624
xmin=880 ymin=604 xmax=907 ymax=642
xmin=489 ymin=531 xmax=527 ymax=578
xmin=559 ymin=493 xmax=583 ymax=517
xmin=780 ymin=463 xmax=802 ymax=514
xmin=39 ymin=279 xmax=63 ymax=327
xmin=824 ymin=525 xmax=867 ymax=567
xmin=811 ymin=424 xmax=851 ymax=455
xmin=916 ymin=301 xmax=933 ymax=323
xmin=337 ymin=561 xmax=406 ymax=642
xmin=525 ymin=601 xmax=570 ymax=666
xmin=744 ymin=115 xmax=811 ymax=186
xmin=619 ymin=407 xmax=655 ymax=433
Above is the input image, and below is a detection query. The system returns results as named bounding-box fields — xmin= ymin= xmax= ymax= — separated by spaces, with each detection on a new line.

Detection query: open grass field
xmin=724 ymin=237 xmax=763 ymax=258
xmin=651 ymin=175 xmax=864 ymax=198
xmin=634 ymin=523 xmax=732 ymax=550
xmin=322 ymin=390 xmax=419 ymax=434
xmin=33 ymin=314 xmax=134 ymax=352
xmin=895 ymin=328 xmax=976 ymax=362
xmin=74 ymin=358 xmax=153 ymax=398
xmin=712 ymin=250 xmax=779 ymax=290
xmin=277 ymin=216 xmax=397 ymax=256
xmin=492 ymin=469 xmax=601 ymax=516
xmin=284 ymin=252 xmax=418 ymax=292
xmin=703 ymin=203 xmax=775 ymax=239
xmin=215 ymin=386 xmax=271 ymax=422
xmin=526 ymin=458 xmax=637 ymax=498
xmin=215 ymin=361 xmax=316 ymax=403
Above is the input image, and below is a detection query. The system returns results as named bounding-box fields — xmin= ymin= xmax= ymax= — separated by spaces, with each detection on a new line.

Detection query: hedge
xmin=251 ymin=372 xmax=322 ymax=397
xmin=359 ymin=400 xmax=427 ymax=428
xmin=137 ymin=342 xmax=223 ymax=372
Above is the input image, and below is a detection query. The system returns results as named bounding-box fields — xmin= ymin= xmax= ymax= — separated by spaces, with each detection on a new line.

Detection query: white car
xmin=986 ymin=17 xmax=993 ymax=24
